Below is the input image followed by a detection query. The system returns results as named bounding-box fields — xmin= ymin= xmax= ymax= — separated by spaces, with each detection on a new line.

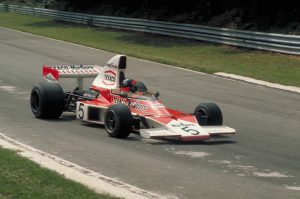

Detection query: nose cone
xmin=154 ymin=106 xmax=172 ymax=116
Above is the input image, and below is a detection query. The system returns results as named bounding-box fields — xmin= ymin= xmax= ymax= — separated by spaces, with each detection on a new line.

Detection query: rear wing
xmin=43 ymin=65 xmax=102 ymax=90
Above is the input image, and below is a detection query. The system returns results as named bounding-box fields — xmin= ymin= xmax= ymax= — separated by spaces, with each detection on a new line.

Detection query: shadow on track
xmin=35 ymin=115 xmax=76 ymax=123
xmin=45 ymin=115 xmax=236 ymax=145
xmin=123 ymin=135 xmax=236 ymax=146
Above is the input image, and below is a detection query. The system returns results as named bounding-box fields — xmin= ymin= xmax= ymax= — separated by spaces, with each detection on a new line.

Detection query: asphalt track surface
xmin=0 ymin=27 xmax=299 ymax=199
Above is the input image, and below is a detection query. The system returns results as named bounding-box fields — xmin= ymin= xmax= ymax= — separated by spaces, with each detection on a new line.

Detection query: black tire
xmin=30 ymin=82 xmax=65 ymax=119
xmin=104 ymin=104 xmax=133 ymax=138
xmin=194 ymin=102 xmax=223 ymax=126
xmin=136 ymin=81 xmax=148 ymax=92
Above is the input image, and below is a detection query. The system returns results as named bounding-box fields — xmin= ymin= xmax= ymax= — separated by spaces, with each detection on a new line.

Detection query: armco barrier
xmin=1 ymin=4 xmax=300 ymax=55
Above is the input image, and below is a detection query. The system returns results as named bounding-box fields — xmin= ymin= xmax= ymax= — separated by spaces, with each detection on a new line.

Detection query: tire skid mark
xmin=285 ymin=186 xmax=300 ymax=191
xmin=253 ymin=171 xmax=292 ymax=178
xmin=169 ymin=148 xmax=298 ymax=191
xmin=207 ymin=158 xmax=293 ymax=179
xmin=173 ymin=150 xmax=211 ymax=158
xmin=0 ymin=80 xmax=30 ymax=100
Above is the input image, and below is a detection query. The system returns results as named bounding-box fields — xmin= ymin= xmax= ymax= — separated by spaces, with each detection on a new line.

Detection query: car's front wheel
xmin=104 ymin=104 xmax=133 ymax=138
xmin=194 ymin=102 xmax=223 ymax=126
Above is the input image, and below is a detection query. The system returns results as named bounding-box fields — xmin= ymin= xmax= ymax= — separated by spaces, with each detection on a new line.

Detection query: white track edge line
xmin=0 ymin=133 xmax=166 ymax=199
xmin=215 ymin=72 xmax=300 ymax=94
xmin=1 ymin=27 xmax=299 ymax=94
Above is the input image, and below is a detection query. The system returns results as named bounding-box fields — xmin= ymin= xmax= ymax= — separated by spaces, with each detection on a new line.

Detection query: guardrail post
xmin=87 ymin=17 xmax=94 ymax=26
xmin=32 ymin=6 xmax=35 ymax=16
xmin=4 ymin=3 xmax=9 ymax=12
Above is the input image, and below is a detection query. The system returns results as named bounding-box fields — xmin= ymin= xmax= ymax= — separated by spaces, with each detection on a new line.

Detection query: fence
xmin=1 ymin=4 xmax=300 ymax=55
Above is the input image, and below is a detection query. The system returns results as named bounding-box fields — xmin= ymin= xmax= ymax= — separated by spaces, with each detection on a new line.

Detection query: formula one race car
xmin=30 ymin=55 xmax=235 ymax=141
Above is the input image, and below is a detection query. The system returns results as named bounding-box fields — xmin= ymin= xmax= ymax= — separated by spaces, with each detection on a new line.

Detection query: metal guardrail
xmin=1 ymin=4 xmax=300 ymax=55
xmin=0 ymin=4 xmax=5 ymax=11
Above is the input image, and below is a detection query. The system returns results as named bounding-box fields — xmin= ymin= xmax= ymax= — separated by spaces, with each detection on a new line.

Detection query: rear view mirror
xmin=118 ymin=56 xmax=126 ymax=69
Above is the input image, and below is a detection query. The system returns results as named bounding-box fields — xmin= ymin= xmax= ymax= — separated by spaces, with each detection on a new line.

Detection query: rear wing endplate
xmin=43 ymin=65 xmax=102 ymax=90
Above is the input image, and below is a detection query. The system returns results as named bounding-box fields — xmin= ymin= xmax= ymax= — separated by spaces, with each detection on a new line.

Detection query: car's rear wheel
xmin=30 ymin=82 xmax=65 ymax=119
xmin=194 ymin=102 xmax=223 ymax=126
xmin=104 ymin=104 xmax=133 ymax=138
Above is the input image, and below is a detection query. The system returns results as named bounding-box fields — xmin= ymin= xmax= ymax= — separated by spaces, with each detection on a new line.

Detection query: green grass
xmin=0 ymin=12 xmax=300 ymax=87
xmin=0 ymin=147 xmax=118 ymax=199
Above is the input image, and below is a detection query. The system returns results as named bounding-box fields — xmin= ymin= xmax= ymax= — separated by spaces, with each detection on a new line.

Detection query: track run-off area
xmin=0 ymin=27 xmax=299 ymax=199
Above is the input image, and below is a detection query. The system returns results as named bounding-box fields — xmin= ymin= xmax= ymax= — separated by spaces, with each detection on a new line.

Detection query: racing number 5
xmin=78 ymin=103 xmax=84 ymax=119
xmin=181 ymin=126 xmax=200 ymax=135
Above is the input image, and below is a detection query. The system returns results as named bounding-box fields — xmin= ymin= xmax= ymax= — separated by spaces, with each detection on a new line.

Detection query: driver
xmin=121 ymin=79 xmax=138 ymax=93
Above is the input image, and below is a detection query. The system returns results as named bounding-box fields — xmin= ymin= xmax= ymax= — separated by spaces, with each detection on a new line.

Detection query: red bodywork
xmin=41 ymin=55 xmax=236 ymax=141
xmin=88 ymin=85 xmax=195 ymax=124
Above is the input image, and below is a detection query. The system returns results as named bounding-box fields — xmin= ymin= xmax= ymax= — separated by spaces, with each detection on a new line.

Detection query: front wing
xmin=140 ymin=117 xmax=235 ymax=141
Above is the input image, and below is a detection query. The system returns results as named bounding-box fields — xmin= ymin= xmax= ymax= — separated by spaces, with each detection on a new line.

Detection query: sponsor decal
xmin=51 ymin=65 xmax=69 ymax=70
xmin=170 ymin=122 xmax=200 ymax=135
xmin=133 ymin=101 xmax=149 ymax=111
xmin=113 ymin=97 xmax=148 ymax=111
xmin=106 ymin=63 xmax=118 ymax=69
xmin=113 ymin=97 xmax=127 ymax=104
xmin=170 ymin=123 xmax=196 ymax=128
xmin=104 ymin=74 xmax=116 ymax=82
xmin=70 ymin=65 xmax=94 ymax=70
xmin=102 ymin=70 xmax=116 ymax=85
xmin=51 ymin=65 xmax=94 ymax=70
xmin=153 ymin=103 xmax=165 ymax=108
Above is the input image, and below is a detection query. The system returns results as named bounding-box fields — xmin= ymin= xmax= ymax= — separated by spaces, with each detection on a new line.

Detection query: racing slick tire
xmin=30 ymin=82 xmax=65 ymax=119
xmin=136 ymin=81 xmax=148 ymax=92
xmin=104 ymin=104 xmax=133 ymax=138
xmin=194 ymin=102 xmax=223 ymax=126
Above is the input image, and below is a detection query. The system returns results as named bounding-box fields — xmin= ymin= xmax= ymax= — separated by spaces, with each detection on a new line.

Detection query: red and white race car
xmin=30 ymin=55 xmax=235 ymax=141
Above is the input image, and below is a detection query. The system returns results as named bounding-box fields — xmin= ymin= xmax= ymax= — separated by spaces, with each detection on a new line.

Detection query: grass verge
xmin=0 ymin=147 xmax=118 ymax=199
xmin=0 ymin=12 xmax=299 ymax=87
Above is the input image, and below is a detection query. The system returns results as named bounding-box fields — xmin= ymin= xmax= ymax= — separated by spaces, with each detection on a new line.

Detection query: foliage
xmin=1 ymin=0 xmax=300 ymax=33
xmin=47 ymin=0 xmax=300 ymax=33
